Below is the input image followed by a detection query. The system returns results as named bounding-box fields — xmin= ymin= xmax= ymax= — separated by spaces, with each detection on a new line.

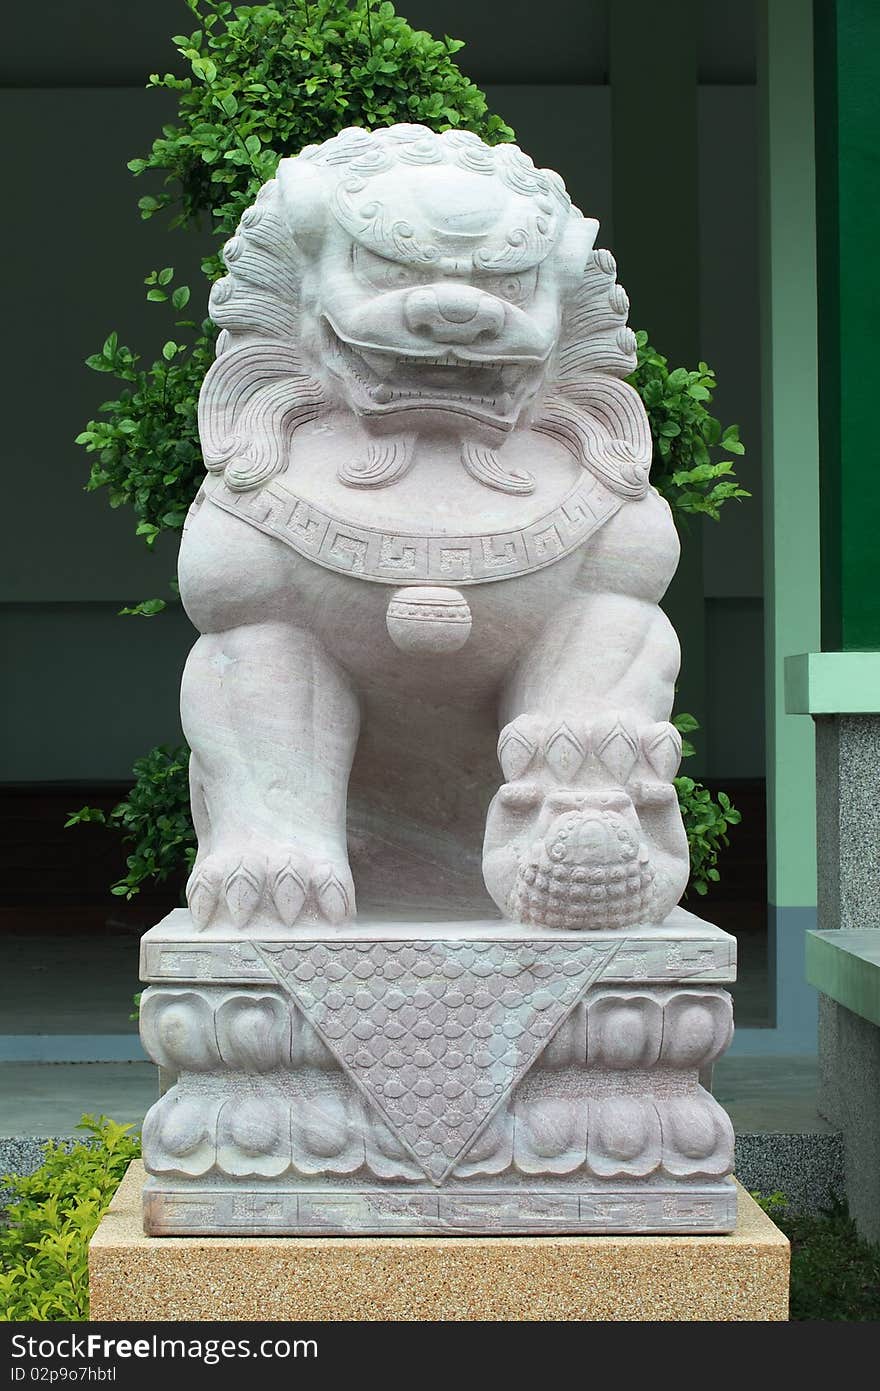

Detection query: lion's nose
xmin=404 ymin=285 xmax=505 ymax=344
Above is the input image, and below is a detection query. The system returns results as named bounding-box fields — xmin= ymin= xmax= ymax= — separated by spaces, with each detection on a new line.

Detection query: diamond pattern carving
xmin=256 ymin=938 xmax=619 ymax=1182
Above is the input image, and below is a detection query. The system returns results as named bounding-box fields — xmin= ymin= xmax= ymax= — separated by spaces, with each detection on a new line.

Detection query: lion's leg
xmin=182 ymin=619 xmax=360 ymax=930
xmin=483 ymin=592 xmax=690 ymax=929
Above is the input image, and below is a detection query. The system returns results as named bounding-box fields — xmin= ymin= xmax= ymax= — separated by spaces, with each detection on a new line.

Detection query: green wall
xmin=814 ymin=0 xmax=880 ymax=652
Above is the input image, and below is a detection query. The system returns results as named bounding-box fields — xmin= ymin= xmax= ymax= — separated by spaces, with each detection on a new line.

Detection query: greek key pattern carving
xmin=203 ymin=469 xmax=621 ymax=586
xmin=140 ymin=915 xmax=737 ymax=986
xmin=144 ymin=1180 xmax=737 ymax=1236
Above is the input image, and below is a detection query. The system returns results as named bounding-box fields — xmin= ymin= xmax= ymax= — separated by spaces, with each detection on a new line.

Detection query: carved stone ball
xmin=386 ymin=586 xmax=472 ymax=654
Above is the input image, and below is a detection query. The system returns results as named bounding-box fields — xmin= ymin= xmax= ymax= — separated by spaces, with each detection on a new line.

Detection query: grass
xmin=757 ymin=1191 xmax=880 ymax=1321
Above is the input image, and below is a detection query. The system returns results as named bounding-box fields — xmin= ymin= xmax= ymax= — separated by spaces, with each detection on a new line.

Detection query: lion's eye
xmin=353 ymin=245 xmax=422 ymax=291
xmin=476 ymin=269 xmax=538 ymax=304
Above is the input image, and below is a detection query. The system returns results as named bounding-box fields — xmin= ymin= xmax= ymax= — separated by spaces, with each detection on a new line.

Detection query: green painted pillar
xmin=814 ymin=0 xmax=880 ymax=651
xmin=608 ymin=1 xmax=706 ymax=751
xmin=752 ymin=0 xmax=822 ymax=1051
xmin=758 ymin=0 xmax=821 ymax=915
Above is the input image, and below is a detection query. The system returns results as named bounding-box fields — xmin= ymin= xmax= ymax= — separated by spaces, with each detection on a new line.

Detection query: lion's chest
xmin=202 ymin=424 xmax=620 ymax=595
xmin=180 ymin=485 xmax=589 ymax=690
xmin=181 ymin=445 xmax=675 ymax=696
xmin=284 ymin=415 xmax=585 ymax=536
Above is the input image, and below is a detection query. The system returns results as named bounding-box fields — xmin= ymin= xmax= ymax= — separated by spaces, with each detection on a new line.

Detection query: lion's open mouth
xmin=320 ymin=321 xmax=543 ymax=426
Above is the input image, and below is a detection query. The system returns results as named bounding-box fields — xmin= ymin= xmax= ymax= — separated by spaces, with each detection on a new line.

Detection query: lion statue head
xmin=199 ymin=124 xmax=650 ymax=499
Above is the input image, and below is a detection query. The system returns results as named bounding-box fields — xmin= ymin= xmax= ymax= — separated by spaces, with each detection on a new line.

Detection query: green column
xmin=747 ymin=0 xmax=823 ymax=1052
xmin=759 ymin=0 xmax=822 ymax=914
xmin=608 ymin=2 xmax=706 ymax=746
xmin=814 ymin=0 xmax=880 ymax=651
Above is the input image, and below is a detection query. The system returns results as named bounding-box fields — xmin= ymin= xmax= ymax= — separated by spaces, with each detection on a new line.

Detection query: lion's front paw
xmin=511 ymin=799 xmax=658 ymax=931
xmin=484 ymin=711 xmax=687 ymax=931
xmin=187 ymin=842 xmax=355 ymax=931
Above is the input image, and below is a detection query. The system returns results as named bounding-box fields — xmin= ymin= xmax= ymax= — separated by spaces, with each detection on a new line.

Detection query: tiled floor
xmin=713 ymin=1055 xmax=832 ymax=1134
xmin=0 ymin=1062 xmax=156 ymax=1136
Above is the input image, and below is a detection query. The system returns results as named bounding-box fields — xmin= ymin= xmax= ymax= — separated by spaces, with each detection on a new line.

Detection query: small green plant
xmin=75 ymin=0 xmax=514 ymax=550
xmin=75 ymin=274 xmax=215 ymax=550
xmin=0 ymin=1117 xmax=141 ymax=1322
xmin=131 ymin=0 xmax=513 ymax=243
xmin=672 ymin=712 xmax=741 ymax=897
xmin=752 ymin=1191 xmax=880 ymax=1322
xmin=629 ymin=331 xmax=749 ymax=520
xmin=66 ymin=745 xmax=195 ymax=899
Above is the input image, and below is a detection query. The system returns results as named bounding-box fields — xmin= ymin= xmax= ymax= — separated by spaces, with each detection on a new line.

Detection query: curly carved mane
xmin=198 ymin=125 xmax=650 ymax=500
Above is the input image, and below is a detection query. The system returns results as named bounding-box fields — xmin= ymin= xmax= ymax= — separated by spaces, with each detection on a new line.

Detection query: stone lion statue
xmin=180 ymin=123 xmax=689 ymax=935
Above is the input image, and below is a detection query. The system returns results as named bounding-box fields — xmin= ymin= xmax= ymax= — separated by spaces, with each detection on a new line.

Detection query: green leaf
xmin=64 ymin=806 xmax=107 ymax=827
xmin=627 ymin=332 xmax=747 ymax=524
xmin=672 ymin=712 xmax=700 ymax=734
xmin=118 ymin=598 xmax=168 ymax=617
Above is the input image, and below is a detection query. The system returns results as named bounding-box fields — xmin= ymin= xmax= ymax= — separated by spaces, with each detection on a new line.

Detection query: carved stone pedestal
xmin=139 ymin=906 xmax=737 ymax=1236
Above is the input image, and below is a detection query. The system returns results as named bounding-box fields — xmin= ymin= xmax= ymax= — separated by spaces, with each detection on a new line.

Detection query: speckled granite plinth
xmin=139 ymin=908 xmax=737 ymax=1235
xmin=91 ymin=1163 xmax=787 ymax=1321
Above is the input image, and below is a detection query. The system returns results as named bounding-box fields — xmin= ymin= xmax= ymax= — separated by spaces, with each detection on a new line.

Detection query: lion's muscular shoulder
xmin=575 ymin=488 xmax=680 ymax=603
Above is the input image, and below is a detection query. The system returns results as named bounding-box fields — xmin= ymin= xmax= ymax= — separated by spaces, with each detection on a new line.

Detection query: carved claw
xmin=641 ymin=721 xmax=683 ymax=781
xmin=186 ymin=863 xmax=222 ymax=930
xmin=591 ymin=714 xmax=639 ymax=784
xmin=314 ymin=865 xmax=353 ymax=925
xmin=271 ymin=859 xmax=308 ymax=927
xmin=186 ymin=843 xmax=354 ymax=930
xmin=497 ymin=715 xmax=545 ymax=781
xmin=544 ymin=721 xmax=588 ymax=780
xmin=223 ymin=861 xmax=264 ymax=929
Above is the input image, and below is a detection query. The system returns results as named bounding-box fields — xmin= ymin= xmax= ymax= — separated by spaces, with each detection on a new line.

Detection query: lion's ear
xmin=556 ymin=215 xmax=600 ymax=280
xmin=277 ymin=158 xmax=328 ymax=253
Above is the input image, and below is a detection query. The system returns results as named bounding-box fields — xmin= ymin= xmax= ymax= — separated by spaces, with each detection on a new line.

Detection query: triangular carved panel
xmin=256 ymin=937 xmax=619 ymax=1183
